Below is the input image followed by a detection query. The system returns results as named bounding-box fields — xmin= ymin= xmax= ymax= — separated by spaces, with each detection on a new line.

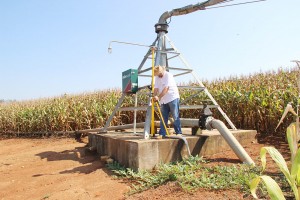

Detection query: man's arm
xmin=158 ymin=87 xmax=169 ymax=100
xmin=154 ymin=88 xmax=159 ymax=96
xmin=153 ymin=87 xmax=169 ymax=102
xmin=153 ymin=88 xmax=159 ymax=102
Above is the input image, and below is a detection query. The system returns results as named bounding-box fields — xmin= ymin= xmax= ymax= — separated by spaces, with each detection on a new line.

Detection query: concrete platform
xmin=88 ymin=128 xmax=257 ymax=170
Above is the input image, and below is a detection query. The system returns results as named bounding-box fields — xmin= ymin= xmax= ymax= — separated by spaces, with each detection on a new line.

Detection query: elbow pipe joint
xmin=155 ymin=0 xmax=227 ymax=34
xmin=155 ymin=11 xmax=170 ymax=33
xmin=155 ymin=12 xmax=170 ymax=33
xmin=157 ymin=11 xmax=171 ymax=24
xmin=198 ymin=103 xmax=213 ymax=130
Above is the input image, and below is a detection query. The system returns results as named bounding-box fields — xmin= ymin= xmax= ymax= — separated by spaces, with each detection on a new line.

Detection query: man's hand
xmin=152 ymin=96 xmax=159 ymax=102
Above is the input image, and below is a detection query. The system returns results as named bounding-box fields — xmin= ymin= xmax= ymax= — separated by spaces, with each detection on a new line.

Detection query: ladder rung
xmin=137 ymin=85 xmax=205 ymax=91
xmin=118 ymin=104 xmax=219 ymax=112
xmin=177 ymin=86 xmax=205 ymax=90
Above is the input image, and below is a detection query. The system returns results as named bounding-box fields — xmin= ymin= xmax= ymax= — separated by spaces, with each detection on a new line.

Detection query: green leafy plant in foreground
xmin=250 ymin=122 xmax=300 ymax=200
xmin=107 ymin=156 xmax=260 ymax=195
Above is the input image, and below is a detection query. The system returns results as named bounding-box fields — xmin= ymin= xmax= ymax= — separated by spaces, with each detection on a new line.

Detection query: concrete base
xmin=88 ymin=128 xmax=257 ymax=170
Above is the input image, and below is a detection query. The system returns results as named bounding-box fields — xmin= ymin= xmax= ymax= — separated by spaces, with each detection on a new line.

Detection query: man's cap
xmin=154 ymin=65 xmax=165 ymax=76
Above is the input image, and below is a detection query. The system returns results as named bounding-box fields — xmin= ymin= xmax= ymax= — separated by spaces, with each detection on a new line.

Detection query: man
xmin=153 ymin=65 xmax=182 ymax=137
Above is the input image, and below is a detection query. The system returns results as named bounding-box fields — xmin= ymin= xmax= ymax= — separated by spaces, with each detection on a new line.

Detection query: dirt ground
xmin=0 ymin=135 xmax=289 ymax=200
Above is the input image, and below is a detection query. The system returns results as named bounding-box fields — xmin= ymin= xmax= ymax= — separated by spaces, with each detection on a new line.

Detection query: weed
xmin=107 ymin=155 xmax=262 ymax=196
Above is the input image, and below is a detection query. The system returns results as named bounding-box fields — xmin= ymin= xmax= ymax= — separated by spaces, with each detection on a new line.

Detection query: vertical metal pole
xmin=133 ymin=93 xmax=138 ymax=134
xmin=102 ymin=93 xmax=126 ymax=132
xmin=144 ymin=102 xmax=151 ymax=139
xmin=155 ymin=32 xmax=167 ymax=67
xmin=144 ymin=32 xmax=168 ymax=138
xmin=151 ymin=47 xmax=155 ymax=136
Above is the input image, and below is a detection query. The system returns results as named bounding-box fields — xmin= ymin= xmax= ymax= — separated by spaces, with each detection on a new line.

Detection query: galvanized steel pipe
xmin=206 ymin=118 xmax=255 ymax=165
xmin=157 ymin=0 xmax=227 ymax=24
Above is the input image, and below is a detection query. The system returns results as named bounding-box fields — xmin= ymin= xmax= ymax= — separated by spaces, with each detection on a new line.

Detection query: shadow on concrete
xmin=191 ymin=136 xmax=208 ymax=156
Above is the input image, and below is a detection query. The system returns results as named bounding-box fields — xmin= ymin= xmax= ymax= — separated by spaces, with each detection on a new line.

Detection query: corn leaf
xmin=249 ymin=176 xmax=261 ymax=199
xmin=287 ymin=122 xmax=298 ymax=162
xmin=276 ymin=103 xmax=295 ymax=130
xmin=291 ymin=149 xmax=300 ymax=187
xmin=250 ymin=175 xmax=285 ymax=200
xmin=260 ymin=147 xmax=292 ymax=185
xmin=261 ymin=175 xmax=286 ymax=200
xmin=261 ymin=147 xmax=300 ymax=200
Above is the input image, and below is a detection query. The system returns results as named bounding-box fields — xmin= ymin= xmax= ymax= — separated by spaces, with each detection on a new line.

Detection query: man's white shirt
xmin=154 ymin=71 xmax=179 ymax=104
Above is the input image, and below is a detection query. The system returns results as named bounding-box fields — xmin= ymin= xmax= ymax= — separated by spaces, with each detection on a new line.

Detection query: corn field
xmin=0 ymin=67 xmax=299 ymax=137
xmin=207 ymin=68 xmax=299 ymax=135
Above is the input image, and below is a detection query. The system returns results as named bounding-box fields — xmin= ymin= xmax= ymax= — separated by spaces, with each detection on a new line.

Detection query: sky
xmin=0 ymin=0 xmax=299 ymax=101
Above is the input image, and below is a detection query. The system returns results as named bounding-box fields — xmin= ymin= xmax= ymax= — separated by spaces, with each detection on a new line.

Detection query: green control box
xmin=122 ymin=69 xmax=138 ymax=93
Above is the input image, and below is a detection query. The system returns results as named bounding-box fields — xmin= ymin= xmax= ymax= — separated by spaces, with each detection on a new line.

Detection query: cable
xmin=219 ymin=0 xmax=236 ymax=5
xmin=166 ymin=0 xmax=265 ymax=24
xmin=206 ymin=0 xmax=267 ymax=10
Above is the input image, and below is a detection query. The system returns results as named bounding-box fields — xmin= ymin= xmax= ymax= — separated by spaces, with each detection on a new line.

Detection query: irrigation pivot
xmin=99 ymin=0 xmax=267 ymax=165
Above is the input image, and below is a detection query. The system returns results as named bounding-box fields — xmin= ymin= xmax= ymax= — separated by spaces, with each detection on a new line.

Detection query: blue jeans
xmin=158 ymin=98 xmax=182 ymax=136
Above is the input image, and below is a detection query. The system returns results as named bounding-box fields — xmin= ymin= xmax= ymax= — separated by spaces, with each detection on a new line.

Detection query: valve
xmin=199 ymin=102 xmax=213 ymax=130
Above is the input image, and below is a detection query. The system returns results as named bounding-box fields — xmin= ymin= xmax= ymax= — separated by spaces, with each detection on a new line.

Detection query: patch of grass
xmin=107 ymin=156 xmax=263 ymax=195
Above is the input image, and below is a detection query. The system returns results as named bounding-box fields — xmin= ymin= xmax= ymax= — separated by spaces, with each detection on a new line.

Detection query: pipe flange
xmin=155 ymin=23 xmax=169 ymax=33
